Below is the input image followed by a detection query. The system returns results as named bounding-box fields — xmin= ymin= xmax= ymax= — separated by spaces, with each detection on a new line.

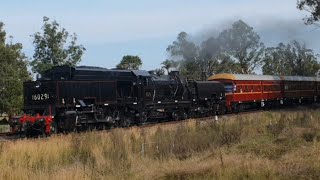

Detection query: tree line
xmin=165 ymin=20 xmax=320 ymax=80
xmin=0 ymin=1 xmax=319 ymax=114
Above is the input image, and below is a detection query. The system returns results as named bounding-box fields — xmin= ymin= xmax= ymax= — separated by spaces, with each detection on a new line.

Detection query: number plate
xmin=31 ymin=93 xmax=50 ymax=101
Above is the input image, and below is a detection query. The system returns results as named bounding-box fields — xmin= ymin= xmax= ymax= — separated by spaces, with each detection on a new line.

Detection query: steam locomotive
xmin=9 ymin=65 xmax=226 ymax=136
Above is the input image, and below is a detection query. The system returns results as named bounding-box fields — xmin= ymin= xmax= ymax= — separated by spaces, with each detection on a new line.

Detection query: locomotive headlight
xmin=35 ymin=81 xmax=41 ymax=88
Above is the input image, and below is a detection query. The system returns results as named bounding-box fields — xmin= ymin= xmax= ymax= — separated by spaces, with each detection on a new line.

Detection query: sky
xmin=0 ymin=0 xmax=319 ymax=71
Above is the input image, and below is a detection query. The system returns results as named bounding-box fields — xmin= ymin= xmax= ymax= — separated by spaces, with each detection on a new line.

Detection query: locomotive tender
xmin=10 ymin=65 xmax=226 ymax=136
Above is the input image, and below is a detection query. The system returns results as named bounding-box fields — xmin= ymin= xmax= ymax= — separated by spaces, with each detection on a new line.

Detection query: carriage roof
xmin=208 ymin=74 xmax=281 ymax=81
xmin=209 ymin=73 xmax=317 ymax=82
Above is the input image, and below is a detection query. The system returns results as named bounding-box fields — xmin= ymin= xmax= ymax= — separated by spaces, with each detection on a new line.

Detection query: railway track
xmin=0 ymin=104 xmax=317 ymax=142
xmin=139 ymin=109 xmax=265 ymax=129
xmin=0 ymin=132 xmax=13 ymax=142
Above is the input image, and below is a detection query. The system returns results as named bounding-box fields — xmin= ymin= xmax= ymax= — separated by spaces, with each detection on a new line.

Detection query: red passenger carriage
xmin=208 ymin=74 xmax=282 ymax=112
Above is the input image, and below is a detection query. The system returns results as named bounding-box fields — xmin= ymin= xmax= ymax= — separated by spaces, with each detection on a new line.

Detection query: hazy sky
xmin=1 ymin=0 xmax=319 ymax=70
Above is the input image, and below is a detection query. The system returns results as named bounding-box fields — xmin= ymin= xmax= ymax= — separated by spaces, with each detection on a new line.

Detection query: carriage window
xmin=224 ymin=83 xmax=234 ymax=93
xmin=237 ymin=85 xmax=242 ymax=93
xmin=285 ymin=85 xmax=288 ymax=90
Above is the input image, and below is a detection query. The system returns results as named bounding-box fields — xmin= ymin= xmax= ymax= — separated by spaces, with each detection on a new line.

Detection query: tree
xmin=297 ymin=0 xmax=320 ymax=25
xmin=285 ymin=40 xmax=319 ymax=76
xmin=116 ymin=55 xmax=142 ymax=70
xmin=199 ymin=37 xmax=221 ymax=76
xmin=261 ymin=44 xmax=288 ymax=75
xmin=0 ymin=22 xmax=31 ymax=115
xmin=212 ymin=55 xmax=242 ymax=74
xmin=218 ymin=20 xmax=264 ymax=74
xmin=166 ymin=32 xmax=201 ymax=79
xmin=262 ymin=41 xmax=319 ymax=76
xmin=179 ymin=59 xmax=201 ymax=80
xmin=31 ymin=16 xmax=85 ymax=75
xmin=166 ymin=20 xmax=264 ymax=78
xmin=200 ymin=37 xmax=241 ymax=75
xmin=166 ymin=32 xmax=199 ymax=61
xmin=161 ymin=59 xmax=178 ymax=74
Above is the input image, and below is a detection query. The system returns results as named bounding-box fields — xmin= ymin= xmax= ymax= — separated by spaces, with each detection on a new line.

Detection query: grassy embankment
xmin=1 ymin=108 xmax=320 ymax=179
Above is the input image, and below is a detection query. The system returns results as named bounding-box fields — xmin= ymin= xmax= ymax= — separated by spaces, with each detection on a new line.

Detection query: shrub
xmin=302 ymin=129 xmax=317 ymax=142
xmin=266 ymin=118 xmax=286 ymax=137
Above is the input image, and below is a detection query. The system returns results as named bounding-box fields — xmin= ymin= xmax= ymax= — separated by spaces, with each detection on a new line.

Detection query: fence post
xmin=141 ymin=143 xmax=145 ymax=157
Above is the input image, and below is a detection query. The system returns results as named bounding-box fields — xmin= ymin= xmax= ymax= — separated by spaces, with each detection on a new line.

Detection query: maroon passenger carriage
xmin=282 ymin=76 xmax=316 ymax=104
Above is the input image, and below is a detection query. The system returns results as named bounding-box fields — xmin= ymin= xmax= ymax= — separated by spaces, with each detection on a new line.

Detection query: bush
xmin=266 ymin=118 xmax=286 ymax=137
xmin=0 ymin=118 xmax=8 ymax=125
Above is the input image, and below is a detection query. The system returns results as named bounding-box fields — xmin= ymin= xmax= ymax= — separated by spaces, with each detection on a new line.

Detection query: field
xmin=1 ymin=108 xmax=320 ymax=179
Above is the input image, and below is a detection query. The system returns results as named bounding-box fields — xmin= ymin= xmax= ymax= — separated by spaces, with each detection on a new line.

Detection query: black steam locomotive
xmin=10 ymin=65 xmax=225 ymax=136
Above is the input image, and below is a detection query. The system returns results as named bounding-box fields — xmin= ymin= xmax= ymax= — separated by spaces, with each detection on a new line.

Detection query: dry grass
xmin=1 ymin=109 xmax=320 ymax=179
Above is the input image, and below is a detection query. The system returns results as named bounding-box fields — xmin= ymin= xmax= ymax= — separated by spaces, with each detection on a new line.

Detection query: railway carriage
xmin=208 ymin=74 xmax=282 ymax=112
xmin=316 ymin=77 xmax=320 ymax=102
xmin=281 ymin=76 xmax=317 ymax=104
